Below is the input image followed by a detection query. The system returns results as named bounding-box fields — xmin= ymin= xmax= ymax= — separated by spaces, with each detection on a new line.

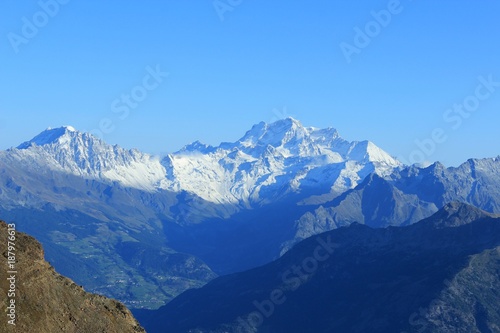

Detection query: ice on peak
xmin=43 ymin=125 xmax=77 ymax=133
xmin=308 ymin=126 xmax=340 ymax=143
xmin=64 ymin=125 xmax=77 ymax=132
xmin=17 ymin=126 xmax=78 ymax=149
xmin=237 ymin=118 xmax=308 ymax=148
xmin=268 ymin=117 xmax=303 ymax=132
xmin=348 ymin=140 xmax=402 ymax=167
xmin=273 ymin=116 xmax=301 ymax=125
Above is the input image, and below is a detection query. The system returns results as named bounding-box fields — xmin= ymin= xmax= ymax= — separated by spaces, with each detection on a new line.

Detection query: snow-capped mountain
xmin=4 ymin=117 xmax=500 ymax=311
xmin=10 ymin=118 xmax=402 ymax=206
xmin=163 ymin=118 xmax=401 ymax=205
xmin=15 ymin=126 xmax=166 ymax=191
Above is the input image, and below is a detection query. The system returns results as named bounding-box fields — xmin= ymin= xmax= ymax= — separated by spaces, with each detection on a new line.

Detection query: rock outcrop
xmin=0 ymin=220 xmax=145 ymax=333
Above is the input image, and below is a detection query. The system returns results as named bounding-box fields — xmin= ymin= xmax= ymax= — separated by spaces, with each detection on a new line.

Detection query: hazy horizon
xmin=2 ymin=1 xmax=500 ymax=167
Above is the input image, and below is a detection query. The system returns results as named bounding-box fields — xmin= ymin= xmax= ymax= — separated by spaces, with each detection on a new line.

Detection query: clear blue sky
xmin=1 ymin=1 xmax=499 ymax=166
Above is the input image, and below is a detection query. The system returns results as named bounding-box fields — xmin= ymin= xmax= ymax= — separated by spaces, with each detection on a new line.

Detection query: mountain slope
xmin=0 ymin=166 xmax=218 ymax=309
xmin=4 ymin=119 xmax=500 ymax=312
xmin=0 ymin=119 xmax=402 ymax=307
xmin=0 ymin=220 xmax=145 ymax=333
xmin=287 ymin=158 xmax=500 ymax=251
xmin=139 ymin=202 xmax=500 ymax=333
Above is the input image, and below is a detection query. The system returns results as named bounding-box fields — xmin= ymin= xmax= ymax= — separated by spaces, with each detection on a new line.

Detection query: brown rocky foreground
xmin=0 ymin=220 xmax=145 ymax=333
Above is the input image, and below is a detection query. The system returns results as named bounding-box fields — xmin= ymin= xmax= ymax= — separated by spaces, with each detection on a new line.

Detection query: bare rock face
xmin=0 ymin=220 xmax=145 ymax=333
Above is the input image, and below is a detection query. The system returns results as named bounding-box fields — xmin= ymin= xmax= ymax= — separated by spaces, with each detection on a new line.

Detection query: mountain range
xmin=9 ymin=118 xmax=401 ymax=207
xmin=2 ymin=118 xmax=500 ymax=311
xmin=136 ymin=202 xmax=500 ymax=333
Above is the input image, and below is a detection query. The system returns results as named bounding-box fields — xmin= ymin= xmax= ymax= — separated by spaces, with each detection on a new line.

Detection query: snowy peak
xmin=237 ymin=117 xmax=309 ymax=150
xmin=17 ymin=126 xmax=78 ymax=149
xmin=347 ymin=140 xmax=401 ymax=167
xmin=258 ymin=117 xmax=307 ymax=145
xmin=307 ymin=126 xmax=340 ymax=145
xmin=177 ymin=117 xmax=314 ymax=154
xmin=166 ymin=118 xmax=402 ymax=205
xmin=234 ymin=118 xmax=399 ymax=167
xmin=12 ymin=126 xmax=167 ymax=192
xmin=9 ymin=118 xmax=403 ymax=204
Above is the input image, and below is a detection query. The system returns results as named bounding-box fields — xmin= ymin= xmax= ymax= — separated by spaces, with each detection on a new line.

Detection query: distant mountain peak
xmin=167 ymin=118 xmax=402 ymax=204
xmin=236 ymin=118 xmax=351 ymax=159
xmin=10 ymin=118 xmax=402 ymax=204
xmin=270 ymin=116 xmax=303 ymax=129
xmin=425 ymin=201 xmax=494 ymax=228
xmin=236 ymin=117 xmax=308 ymax=149
xmin=179 ymin=140 xmax=214 ymax=154
xmin=17 ymin=126 xmax=79 ymax=149
xmin=12 ymin=125 xmax=167 ymax=192
xmin=62 ymin=125 xmax=76 ymax=132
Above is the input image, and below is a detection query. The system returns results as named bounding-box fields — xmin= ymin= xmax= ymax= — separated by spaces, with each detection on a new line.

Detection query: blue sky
xmin=1 ymin=1 xmax=499 ymax=166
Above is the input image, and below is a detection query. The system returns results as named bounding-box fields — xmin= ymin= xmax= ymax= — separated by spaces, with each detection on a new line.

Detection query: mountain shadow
xmin=139 ymin=202 xmax=500 ymax=333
